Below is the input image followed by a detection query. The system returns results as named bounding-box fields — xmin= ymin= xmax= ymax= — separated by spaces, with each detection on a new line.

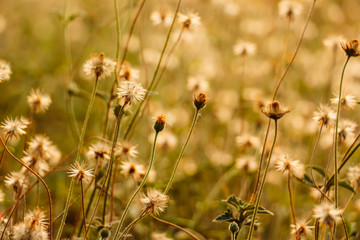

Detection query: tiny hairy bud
xmin=154 ymin=114 xmax=166 ymax=132
xmin=194 ymin=92 xmax=207 ymax=110
xmin=229 ymin=221 xmax=240 ymax=234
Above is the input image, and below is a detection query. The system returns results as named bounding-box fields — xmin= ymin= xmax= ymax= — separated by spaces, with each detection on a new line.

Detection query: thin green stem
xmin=123 ymin=0 xmax=181 ymax=140
xmin=113 ymin=131 xmax=159 ymax=239
xmin=334 ymin=56 xmax=351 ymax=208
xmin=247 ymin=120 xmax=278 ymax=240
xmin=287 ymin=174 xmax=296 ymax=226
xmin=118 ymin=207 xmax=149 ymax=240
xmin=165 ymin=109 xmax=199 ymax=194
xmin=80 ymin=179 xmax=88 ymax=238
xmin=56 ymin=179 xmax=74 ymax=240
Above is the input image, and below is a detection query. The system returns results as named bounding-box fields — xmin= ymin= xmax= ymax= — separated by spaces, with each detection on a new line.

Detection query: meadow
xmin=0 ymin=0 xmax=360 ymax=239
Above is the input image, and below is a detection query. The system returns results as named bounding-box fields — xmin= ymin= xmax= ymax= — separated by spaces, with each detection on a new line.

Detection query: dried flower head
xmin=0 ymin=59 xmax=11 ymax=82
xmin=141 ymin=189 xmax=169 ymax=215
xmin=193 ymin=92 xmax=207 ymax=110
xmin=118 ymin=62 xmax=140 ymax=81
xmin=235 ymin=134 xmax=260 ymax=149
xmin=22 ymin=151 xmax=49 ymax=176
xmin=187 ymin=75 xmax=209 ymax=93
xmin=313 ymin=104 xmax=336 ymax=128
xmin=119 ymin=161 xmax=145 ymax=181
xmin=261 ymin=101 xmax=290 ymax=120
xmin=68 ymin=162 xmax=94 ymax=183
xmin=275 ymin=154 xmax=304 ymax=178
xmin=27 ymin=89 xmax=52 ymax=114
xmin=178 ymin=12 xmax=201 ymax=30
xmin=313 ymin=203 xmax=342 ymax=226
xmin=331 ymin=93 xmax=357 ymax=109
xmin=4 ymin=171 xmax=27 ymax=195
xmin=290 ymin=219 xmax=313 ymax=239
xmin=347 ymin=165 xmax=360 ymax=190
xmin=337 ymin=119 xmax=357 ymax=146
xmin=27 ymin=135 xmax=61 ymax=165
xmin=87 ymin=142 xmax=110 ymax=162
xmin=12 ymin=208 xmax=48 ymax=240
xmin=1 ymin=117 xmax=27 ymax=139
xmin=278 ymin=0 xmax=303 ymax=21
xmin=116 ymin=141 xmax=138 ymax=161
xmin=233 ymin=40 xmax=256 ymax=57
xmin=83 ymin=53 xmax=116 ymax=79
xmin=235 ymin=156 xmax=258 ymax=173
xmin=154 ymin=114 xmax=167 ymax=132
xmin=150 ymin=8 xmax=173 ymax=26
xmin=117 ymin=81 xmax=146 ymax=105
xmin=340 ymin=39 xmax=360 ymax=57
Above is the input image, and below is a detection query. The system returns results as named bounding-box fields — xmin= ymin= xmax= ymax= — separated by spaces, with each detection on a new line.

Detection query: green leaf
xmin=213 ymin=209 xmax=234 ymax=222
xmin=224 ymin=195 xmax=241 ymax=210
xmin=303 ymin=174 xmax=314 ymax=186
xmin=308 ymin=166 xmax=326 ymax=177
xmin=339 ymin=180 xmax=355 ymax=192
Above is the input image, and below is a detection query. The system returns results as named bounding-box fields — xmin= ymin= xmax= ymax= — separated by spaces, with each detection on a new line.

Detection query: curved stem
xmin=272 ymin=0 xmax=317 ymax=100
xmin=247 ymin=120 xmax=278 ymax=240
xmin=0 ymin=193 xmax=24 ymax=240
xmin=0 ymin=136 xmax=9 ymax=168
xmin=165 ymin=109 xmax=199 ymax=194
xmin=118 ymin=208 xmax=149 ymax=240
xmin=334 ymin=56 xmax=351 ymax=208
xmin=150 ymin=214 xmax=201 ymax=240
xmin=113 ymin=131 xmax=159 ymax=239
xmin=0 ymin=138 xmax=53 ymax=240
xmin=287 ymin=174 xmax=296 ymax=226
xmin=123 ymin=0 xmax=182 ymax=140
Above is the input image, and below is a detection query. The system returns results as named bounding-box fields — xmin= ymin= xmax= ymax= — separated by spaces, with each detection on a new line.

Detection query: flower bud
xmin=229 ymin=221 xmax=240 ymax=234
xmin=193 ymin=92 xmax=207 ymax=110
xmin=154 ymin=114 xmax=166 ymax=132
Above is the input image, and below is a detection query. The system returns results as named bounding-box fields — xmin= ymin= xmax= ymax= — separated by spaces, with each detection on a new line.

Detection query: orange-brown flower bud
xmin=194 ymin=92 xmax=207 ymax=110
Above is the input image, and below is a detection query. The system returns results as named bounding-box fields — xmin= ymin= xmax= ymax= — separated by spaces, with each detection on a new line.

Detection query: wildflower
xmin=261 ymin=101 xmax=290 ymax=120
xmin=278 ymin=0 xmax=303 ymax=21
xmin=233 ymin=40 xmax=256 ymax=57
xmin=68 ymin=162 xmax=94 ymax=183
xmin=1 ymin=117 xmax=27 ymax=139
xmin=347 ymin=165 xmax=360 ymax=189
xmin=115 ymin=141 xmax=138 ymax=161
xmin=117 ymin=81 xmax=146 ymax=105
xmin=312 ymin=104 xmax=336 ymax=128
xmin=275 ymin=154 xmax=304 ymax=178
xmin=27 ymin=89 xmax=52 ymax=114
xmin=331 ymin=93 xmax=357 ymax=109
xmin=337 ymin=119 xmax=357 ymax=146
xmin=12 ymin=208 xmax=48 ymax=240
xmin=290 ymin=219 xmax=313 ymax=239
xmin=313 ymin=203 xmax=342 ymax=226
xmin=186 ymin=75 xmax=209 ymax=93
xmin=154 ymin=114 xmax=167 ymax=132
xmin=4 ymin=171 xmax=27 ymax=195
xmin=27 ymin=135 xmax=61 ymax=165
xmin=0 ymin=59 xmax=11 ymax=82
xmin=193 ymin=92 xmax=207 ymax=110
xmin=150 ymin=8 xmax=173 ymax=26
xmin=235 ymin=156 xmax=258 ymax=173
xmin=22 ymin=151 xmax=49 ymax=176
xmin=83 ymin=53 xmax=116 ymax=80
xmin=119 ymin=161 xmax=145 ymax=181
xmin=87 ymin=142 xmax=110 ymax=161
xmin=140 ymin=189 xmax=169 ymax=215
xmin=235 ymin=134 xmax=260 ymax=149
xmin=118 ymin=62 xmax=140 ymax=81
xmin=340 ymin=39 xmax=360 ymax=57
xmin=178 ymin=12 xmax=201 ymax=30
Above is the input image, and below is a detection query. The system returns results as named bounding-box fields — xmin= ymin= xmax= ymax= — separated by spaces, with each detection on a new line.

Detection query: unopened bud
xmin=154 ymin=114 xmax=166 ymax=132
xmin=194 ymin=92 xmax=207 ymax=110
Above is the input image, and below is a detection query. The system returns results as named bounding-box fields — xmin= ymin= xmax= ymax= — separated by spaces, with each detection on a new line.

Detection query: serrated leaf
xmin=339 ymin=180 xmax=355 ymax=192
xmin=225 ymin=195 xmax=241 ymax=210
xmin=309 ymin=166 xmax=326 ymax=177
xmin=213 ymin=209 xmax=234 ymax=222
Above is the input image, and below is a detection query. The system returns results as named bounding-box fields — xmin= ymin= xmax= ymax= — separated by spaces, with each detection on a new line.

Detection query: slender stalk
xmin=334 ymin=56 xmax=351 ymax=208
xmin=22 ymin=111 xmax=33 ymax=154
xmin=287 ymin=173 xmax=297 ymax=226
xmin=0 ymin=136 xmax=9 ymax=168
xmin=80 ymin=179 xmax=88 ymax=237
xmin=113 ymin=131 xmax=159 ymax=239
xmin=272 ymin=0 xmax=317 ymax=100
xmin=0 ymin=193 xmax=24 ymax=240
xmin=57 ymin=76 xmax=99 ymax=239
xmin=247 ymin=120 xmax=278 ymax=240
xmin=0 ymin=138 xmax=53 ymax=240
xmin=84 ymin=103 xmax=127 ymax=239
xmin=118 ymin=207 xmax=149 ymax=240
xmin=150 ymin=214 xmax=201 ymax=240
xmin=165 ymin=109 xmax=199 ymax=194
xmin=123 ymin=0 xmax=182 ymax=140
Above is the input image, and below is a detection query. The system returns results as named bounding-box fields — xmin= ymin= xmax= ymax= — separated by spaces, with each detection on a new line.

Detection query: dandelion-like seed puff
xmin=117 ymin=81 xmax=146 ymax=105
xmin=140 ymin=189 xmax=169 ymax=215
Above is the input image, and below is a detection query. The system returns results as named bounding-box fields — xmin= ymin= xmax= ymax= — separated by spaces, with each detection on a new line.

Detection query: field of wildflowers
xmin=0 ymin=0 xmax=360 ymax=239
